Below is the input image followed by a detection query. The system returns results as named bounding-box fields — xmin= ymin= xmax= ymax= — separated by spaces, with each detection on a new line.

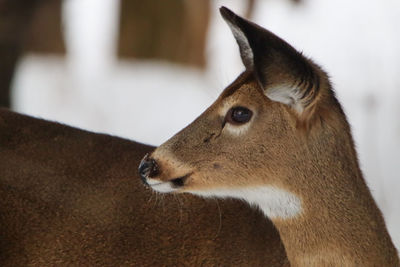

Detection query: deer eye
xmin=226 ymin=106 xmax=253 ymax=124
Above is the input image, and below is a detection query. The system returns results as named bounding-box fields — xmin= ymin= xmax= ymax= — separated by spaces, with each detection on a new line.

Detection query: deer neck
xmin=259 ymin=131 xmax=399 ymax=266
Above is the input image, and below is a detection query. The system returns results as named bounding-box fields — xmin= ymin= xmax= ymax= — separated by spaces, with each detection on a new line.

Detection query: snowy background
xmin=11 ymin=0 xmax=400 ymax=249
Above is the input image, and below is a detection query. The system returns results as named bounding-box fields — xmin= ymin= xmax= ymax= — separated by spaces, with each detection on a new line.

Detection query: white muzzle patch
xmin=188 ymin=186 xmax=302 ymax=220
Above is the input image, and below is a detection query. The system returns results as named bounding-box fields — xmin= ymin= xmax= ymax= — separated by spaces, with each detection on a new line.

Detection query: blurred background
xmin=1 ymin=0 xmax=399 ymax=250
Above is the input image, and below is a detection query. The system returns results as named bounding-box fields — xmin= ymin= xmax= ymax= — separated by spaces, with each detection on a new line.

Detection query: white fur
xmin=149 ymin=181 xmax=177 ymax=193
xmin=225 ymin=122 xmax=251 ymax=136
xmin=146 ymin=178 xmax=163 ymax=185
xmin=188 ymin=186 xmax=302 ymax=220
xmin=266 ymin=85 xmax=304 ymax=113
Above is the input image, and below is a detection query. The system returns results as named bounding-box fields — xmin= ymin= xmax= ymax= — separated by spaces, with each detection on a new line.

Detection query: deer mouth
xmin=147 ymin=173 xmax=191 ymax=193
xmin=170 ymin=173 xmax=191 ymax=188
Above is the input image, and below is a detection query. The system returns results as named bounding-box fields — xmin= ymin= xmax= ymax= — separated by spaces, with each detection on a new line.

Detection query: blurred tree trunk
xmin=0 ymin=0 xmax=64 ymax=108
xmin=24 ymin=0 xmax=65 ymax=54
xmin=118 ymin=0 xmax=210 ymax=68
xmin=0 ymin=0 xmax=38 ymax=107
xmin=245 ymin=0 xmax=256 ymax=19
xmin=247 ymin=0 xmax=302 ymax=19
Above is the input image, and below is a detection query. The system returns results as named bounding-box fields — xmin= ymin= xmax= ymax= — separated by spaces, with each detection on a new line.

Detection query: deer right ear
xmin=220 ymin=7 xmax=322 ymax=114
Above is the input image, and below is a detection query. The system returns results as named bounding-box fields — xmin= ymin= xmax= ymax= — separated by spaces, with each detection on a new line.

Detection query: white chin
xmin=150 ymin=182 xmax=177 ymax=193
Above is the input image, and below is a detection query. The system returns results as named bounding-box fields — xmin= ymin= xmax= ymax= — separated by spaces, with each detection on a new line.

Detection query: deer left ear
xmin=220 ymin=7 xmax=322 ymax=114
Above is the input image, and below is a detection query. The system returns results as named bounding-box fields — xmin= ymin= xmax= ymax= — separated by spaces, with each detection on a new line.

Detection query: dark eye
xmin=226 ymin=106 xmax=253 ymax=124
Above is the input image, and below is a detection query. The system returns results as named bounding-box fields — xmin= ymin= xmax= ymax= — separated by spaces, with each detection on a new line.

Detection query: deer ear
xmin=220 ymin=7 xmax=321 ymax=113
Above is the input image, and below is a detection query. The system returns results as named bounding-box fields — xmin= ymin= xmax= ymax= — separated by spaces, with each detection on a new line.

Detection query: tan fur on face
xmin=150 ymin=147 xmax=193 ymax=184
xmin=149 ymin=73 xmax=275 ymax=191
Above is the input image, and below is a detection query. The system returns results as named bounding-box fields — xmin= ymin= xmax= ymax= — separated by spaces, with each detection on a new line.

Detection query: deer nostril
xmin=148 ymin=158 xmax=159 ymax=177
xmin=138 ymin=155 xmax=160 ymax=184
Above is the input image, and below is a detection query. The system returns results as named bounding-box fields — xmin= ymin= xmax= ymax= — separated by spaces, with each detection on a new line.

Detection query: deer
xmin=139 ymin=7 xmax=400 ymax=267
xmin=0 ymin=107 xmax=289 ymax=266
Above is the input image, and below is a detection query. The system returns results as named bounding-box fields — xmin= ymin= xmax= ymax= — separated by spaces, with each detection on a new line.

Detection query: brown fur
xmin=145 ymin=7 xmax=400 ymax=267
xmin=0 ymin=108 xmax=289 ymax=266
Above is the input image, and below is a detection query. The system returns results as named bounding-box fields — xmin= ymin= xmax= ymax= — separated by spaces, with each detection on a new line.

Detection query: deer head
xmin=139 ymin=6 xmax=340 ymax=219
xmin=139 ymin=7 xmax=398 ymax=266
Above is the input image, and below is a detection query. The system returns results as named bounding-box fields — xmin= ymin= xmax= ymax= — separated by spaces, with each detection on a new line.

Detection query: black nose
xmin=138 ymin=154 xmax=159 ymax=184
